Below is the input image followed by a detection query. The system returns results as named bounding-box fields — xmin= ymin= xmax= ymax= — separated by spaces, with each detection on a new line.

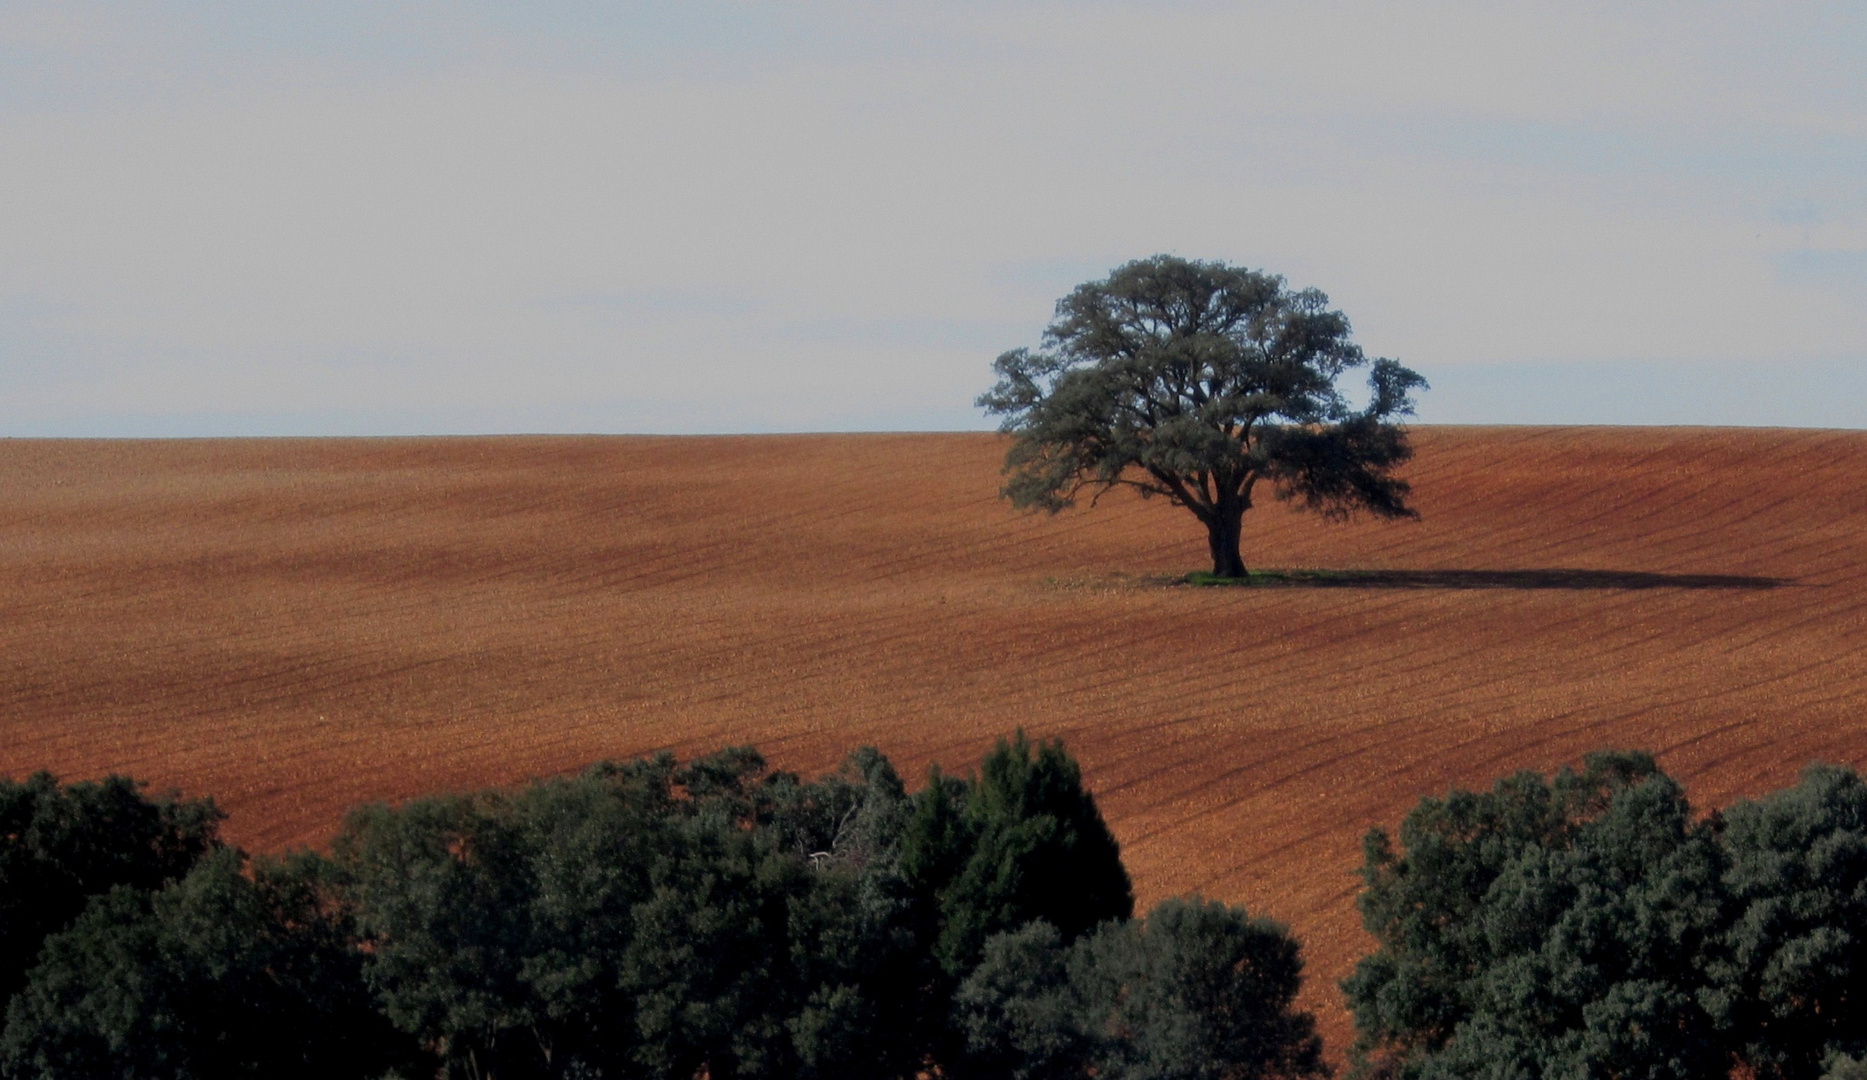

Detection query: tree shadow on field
xmin=1186 ymin=568 xmax=1793 ymax=591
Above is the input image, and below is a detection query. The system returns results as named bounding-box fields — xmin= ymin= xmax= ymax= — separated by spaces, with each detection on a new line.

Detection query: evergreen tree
xmin=902 ymin=731 xmax=1133 ymax=976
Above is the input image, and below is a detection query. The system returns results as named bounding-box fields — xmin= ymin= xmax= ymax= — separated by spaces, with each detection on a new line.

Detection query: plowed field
xmin=5 ymin=426 xmax=1865 ymax=1051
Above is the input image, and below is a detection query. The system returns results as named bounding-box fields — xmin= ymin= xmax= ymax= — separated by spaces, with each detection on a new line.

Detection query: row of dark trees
xmin=8 ymin=742 xmax=1867 ymax=1079
xmin=0 ymin=735 xmax=1322 ymax=1080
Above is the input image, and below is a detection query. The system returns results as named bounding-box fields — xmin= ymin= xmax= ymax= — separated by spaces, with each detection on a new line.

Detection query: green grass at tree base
xmin=1182 ymin=569 xmax=1364 ymax=587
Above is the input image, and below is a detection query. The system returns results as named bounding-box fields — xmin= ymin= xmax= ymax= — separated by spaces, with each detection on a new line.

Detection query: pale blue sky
xmin=2 ymin=2 xmax=1863 ymax=435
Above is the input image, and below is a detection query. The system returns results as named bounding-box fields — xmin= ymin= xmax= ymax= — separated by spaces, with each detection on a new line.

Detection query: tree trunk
xmin=1206 ymin=507 xmax=1247 ymax=578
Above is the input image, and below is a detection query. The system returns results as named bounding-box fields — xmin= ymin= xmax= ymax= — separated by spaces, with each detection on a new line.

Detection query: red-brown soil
xmin=4 ymin=427 xmax=1864 ymax=1053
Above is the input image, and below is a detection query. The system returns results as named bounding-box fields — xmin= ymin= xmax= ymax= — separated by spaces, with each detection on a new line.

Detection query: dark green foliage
xmin=337 ymin=746 xmax=933 ymax=1080
xmin=0 ymin=847 xmax=413 ymax=1080
xmin=956 ymin=898 xmax=1328 ymax=1080
xmin=898 ymin=768 xmax=972 ymax=911
xmin=901 ymin=731 xmax=1133 ymax=975
xmin=1344 ymin=751 xmax=1729 ymax=1080
xmin=0 ymin=773 xmax=222 ymax=1012
xmin=338 ymin=783 xmax=576 ymax=1077
xmin=618 ymin=809 xmax=803 ymax=1078
xmin=0 ymin=738 xmax=1308 ymax=1079
xmin=956 ymin=921 xmax=1096 ymax=1080
xmin=979 ymin=255 xmax=1426 ymax=577
xmin=772 ymin=747 xmax=938 ymax=1080
xmin=1714 ymin=764 xmax=1867 ymax=1080
xmin=1082 ymin=897 xmax=1327 ymax=1080
xmin=1348 ymin=754 xmax=1867 ymax=1079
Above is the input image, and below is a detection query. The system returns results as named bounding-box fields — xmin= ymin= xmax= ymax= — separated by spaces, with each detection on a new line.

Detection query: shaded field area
xmin=1186 ymin=567 xmax=1792 ymax=590
xmin=3 ymin=426 xmax=1865 ymax=1050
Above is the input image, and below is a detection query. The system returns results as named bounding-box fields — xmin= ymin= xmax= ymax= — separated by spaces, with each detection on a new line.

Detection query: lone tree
xmin=979 ymin=255 xmax=1427 ymax=578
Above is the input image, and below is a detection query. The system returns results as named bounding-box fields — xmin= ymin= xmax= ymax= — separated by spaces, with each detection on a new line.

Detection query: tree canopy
xmin=42 ymin=743 xmax=1867 ymax=1079
xmin=979 ymin=255 xmax=1426 ymax=577
xmin=334 ymin=746 xmax=933 ymax=1080
xmin=0 ymin=772 xmax=222 ymax=1011
xmin=1 ymin=849 xmax=413 ymax=1080
xmin=0 ymin=740 xmax=1330 ymax=1079
xmin=1717 ymin=764 xmax=1867 ymax=1080
xmin=956 ymin=897 xmax=1327 ymax=1080
xmin=1345 ymin=754 xmax=1867 ymax=1080
xmin=901 ymin=731 xmax=1134 ymax=976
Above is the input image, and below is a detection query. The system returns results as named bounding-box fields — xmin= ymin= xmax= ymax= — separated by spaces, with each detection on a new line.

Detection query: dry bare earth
xmin=4 ymin=427 xmax=1866 ymax=1053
